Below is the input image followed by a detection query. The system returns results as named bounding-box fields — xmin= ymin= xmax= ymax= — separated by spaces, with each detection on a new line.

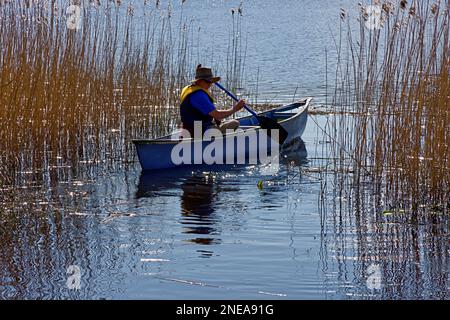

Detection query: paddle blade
xmin=256 ymin=116 xmax=289 ymax=145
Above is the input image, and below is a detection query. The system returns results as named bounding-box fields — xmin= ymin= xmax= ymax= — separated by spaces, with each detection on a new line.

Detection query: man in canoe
xmin=180 ymin=64 xmax=246 ymax=136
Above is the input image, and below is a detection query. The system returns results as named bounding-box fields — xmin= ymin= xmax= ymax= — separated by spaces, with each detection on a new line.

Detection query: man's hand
xmin=233 ymin=100 xmax=246 ymax=112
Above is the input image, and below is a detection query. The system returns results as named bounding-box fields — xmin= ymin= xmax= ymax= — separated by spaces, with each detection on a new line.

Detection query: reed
xmin=0 ymin=0 xmax=192 ymax=185
xmin=329 ymin=0 xmax=449 ymax=217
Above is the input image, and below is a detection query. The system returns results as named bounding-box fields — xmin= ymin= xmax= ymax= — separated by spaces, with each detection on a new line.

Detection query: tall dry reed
xmin=0 ymin=0 xmax=192 ymax=185
xmin=329 ymin=0 xmax=449 ymax=217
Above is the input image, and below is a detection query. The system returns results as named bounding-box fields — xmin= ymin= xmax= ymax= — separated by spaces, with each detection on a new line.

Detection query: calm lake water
xmin=0 ymin=1 xmax=448 ymax=299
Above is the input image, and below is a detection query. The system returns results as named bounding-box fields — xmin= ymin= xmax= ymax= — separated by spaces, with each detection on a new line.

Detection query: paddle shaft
xmin=214 ymin=82 xmax=258 ymax=118
xmin=215 ymin=82 xmax=289 ymax=144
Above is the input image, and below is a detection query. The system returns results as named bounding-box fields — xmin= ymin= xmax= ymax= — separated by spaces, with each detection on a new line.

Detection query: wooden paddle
xmin=215 ymin=82 xmax=288 ymax=144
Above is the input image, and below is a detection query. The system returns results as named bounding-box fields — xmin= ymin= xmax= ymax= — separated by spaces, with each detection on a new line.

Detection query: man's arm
xmin=189 ymin=90 xmax=246 ymax=121
xmin=209 ymin=100 xmax=246 ymax=121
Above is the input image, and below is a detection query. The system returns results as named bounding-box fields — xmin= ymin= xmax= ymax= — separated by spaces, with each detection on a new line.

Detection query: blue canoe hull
xmin=133 ymin=98 xmax=311 ymax=171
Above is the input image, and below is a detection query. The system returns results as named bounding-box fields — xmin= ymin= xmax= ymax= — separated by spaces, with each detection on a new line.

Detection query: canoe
xmin=135 ymin=138 xmax=307 ymax=198
xmin=133 ymin=97 xmax=311 ymax=171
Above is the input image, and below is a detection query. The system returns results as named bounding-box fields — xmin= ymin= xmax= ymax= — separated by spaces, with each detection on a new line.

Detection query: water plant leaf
xmin=257 ymin=180 xmax=264 ymax=189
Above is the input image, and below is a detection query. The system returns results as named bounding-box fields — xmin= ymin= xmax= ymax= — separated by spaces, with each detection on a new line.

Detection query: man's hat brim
xmin=192 ymin=76 xmax=221 ymax=83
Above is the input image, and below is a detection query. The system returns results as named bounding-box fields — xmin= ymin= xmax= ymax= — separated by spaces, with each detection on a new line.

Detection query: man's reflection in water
xmin=136 ymin=169 xmax=222 ymax=258
xmin=180 ymin=174 xmax=221 ymax=257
